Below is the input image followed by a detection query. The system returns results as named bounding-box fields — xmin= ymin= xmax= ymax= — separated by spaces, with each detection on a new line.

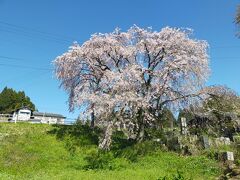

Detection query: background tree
xmin=236 ymin=5 xmax=240 ymax=23
xmin=177 ymin=108 xmax=194 ymax=124
xmin=236 ymin=5 xmax=240 ymax=37
xmin=54 ymin=26 xmax=209 ymax=150
xmin=0 ymin=87 xmax=35 ymax=114
xmin=203 ymin=85 xmax=240 ymax=114
xmin=186 ymin=85 xmax=240 ymax=137
xmin=158 ymin=107 xmax=176 ymax=129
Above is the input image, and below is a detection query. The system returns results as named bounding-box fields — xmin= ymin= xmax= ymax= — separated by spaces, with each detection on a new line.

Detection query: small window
xmin=20 ymin=112 xmax=30 ymax=115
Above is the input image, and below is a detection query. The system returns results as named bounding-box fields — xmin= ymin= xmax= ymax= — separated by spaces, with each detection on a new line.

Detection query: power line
xmin=0 ymin=20 xmax=76 ymax=41
xmin=210 ymin=57 xmax=240 ymax=59
xmin=0 ymin=20 xmax=74 ymax=41
xmin=1 ymin=20 xmax=240 ymax=49
xmin=17 ymin=71 xmax=53 ymax=89
xmin=210 ymin=45 xmax=240 ymax=49
xmin=2 ymin=70 xmax=49 ymax=83
xmin=0 ymin=20 xmax=76 ymax=45
xmin=0 ymin=55 xmax=54 ymax=71
xmin=1 ymin=54 xmax=240 ymax=73
xmin=0 ymin=55 xmax=46 ymax=63
xmin=2 ymin=53 xmax=240 ymax=65
xmin=0 ymin=26 xmax=70 ymax=45
xmin=0 ymin=55 xmax=24 ymax=61
xmin=0 ymin=63 xmax=53 ymax=71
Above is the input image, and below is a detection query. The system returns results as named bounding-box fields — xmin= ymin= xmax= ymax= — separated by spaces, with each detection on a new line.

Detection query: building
xmin=11 ymin=107 xmax=65 ymax=124
xmin=32 ymin=111 xmax=65 ymax=124
xmin=12 ymin=107 xmax=31 ymax=121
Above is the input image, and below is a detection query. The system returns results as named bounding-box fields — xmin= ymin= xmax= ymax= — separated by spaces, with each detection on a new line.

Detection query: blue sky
xmin=0 ymin=0 xmax=239 ymax=119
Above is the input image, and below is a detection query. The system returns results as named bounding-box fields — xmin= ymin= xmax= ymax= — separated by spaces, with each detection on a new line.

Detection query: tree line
xmin=0 ymin=87 xmax=35 ymax=114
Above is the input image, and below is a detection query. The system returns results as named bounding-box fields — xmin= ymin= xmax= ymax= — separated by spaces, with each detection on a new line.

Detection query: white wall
xmin=12 ymin=109 xmax=31 ymax=121
xmin=33 ymin=115 xmax=64 ymax=124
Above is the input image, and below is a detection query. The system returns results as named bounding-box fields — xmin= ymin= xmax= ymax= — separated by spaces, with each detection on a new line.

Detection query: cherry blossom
xmin=54 ymin=25 xmax=209 ymax=149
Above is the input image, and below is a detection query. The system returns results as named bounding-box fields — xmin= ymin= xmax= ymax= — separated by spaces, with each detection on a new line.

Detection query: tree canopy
xmin=0 ymin=87 xmax=36 ymax=114
xmin=236 ymin=5 xmax=240 ymax=36
xmin=236 ymin=5 xmax=240 ymax=24
xmin=202 ymin=85 xmax=240 ymax=114
xmin=54 ymin=26 xmax=209 ymax=149
xmin=179 ymin=85 xmax=240 ymax=137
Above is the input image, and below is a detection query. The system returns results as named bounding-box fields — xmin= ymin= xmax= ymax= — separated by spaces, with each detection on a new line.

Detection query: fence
xmin=0 ymin=114 xmax=76 ymax=125
xmin=64 ymin=118 xmax=76 ymax=125
xmin=0 ymin=114 xmax=12 ymax=122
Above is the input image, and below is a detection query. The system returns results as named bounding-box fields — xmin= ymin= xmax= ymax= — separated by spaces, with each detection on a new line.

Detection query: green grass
xmin=0 ymin=123 xmax=222 ymax=180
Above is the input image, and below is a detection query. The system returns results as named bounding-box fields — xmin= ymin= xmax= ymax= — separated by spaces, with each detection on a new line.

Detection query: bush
xmin=83 ymin=149 xmax=116 ymax=170
xmin=203 ymin=145 xmax=237 ymax=162
xmin=64 ymin=136 xmax=77 ymax=155
xmin=204 ymin=149 xmax=219 ymax=160
xmin=116 ymin=141 xmax=161 ymax=162
xmin=111 ymin=131 xmax=136 ymax=151
xmin=145 ymin=127 xmax=167 ymax=143
xmin=157 ymin=171 xmax=192 ymax=180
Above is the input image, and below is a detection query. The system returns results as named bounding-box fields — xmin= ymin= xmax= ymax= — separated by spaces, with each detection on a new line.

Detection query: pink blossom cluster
xmin=54 ymin=25 xmax=209 ymax=129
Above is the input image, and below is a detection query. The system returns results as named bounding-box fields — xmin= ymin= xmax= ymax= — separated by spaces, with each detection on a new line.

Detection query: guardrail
xmin=64 ymin=119 xmax=76 ymax=125
xmin=0 ymin=114 xmax=76 ymax=125
xmin=0 ymin=114 xmax=12 ymax=122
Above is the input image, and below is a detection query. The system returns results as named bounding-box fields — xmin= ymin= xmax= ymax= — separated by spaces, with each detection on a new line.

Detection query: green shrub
xmin=204 ymin=149 xmax=219 ymax=160
xmin=116 ymin=141 xmax=161 ymax=162
xmin=64 ymin=136 xmax=77 ymax=155
xmin=157 ymin=171 xmax=192 ymax=180
xmin=111 ymin=131 xmax=136 ymax=151
xmin=84 ymin=149 xmax=116 ymax=170
xmin=145 ymin=127 xmax=167 ymax=143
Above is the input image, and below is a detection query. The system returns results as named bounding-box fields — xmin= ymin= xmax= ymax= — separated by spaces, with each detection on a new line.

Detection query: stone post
xmin=180 ymin=117 xmax=188 ymax=135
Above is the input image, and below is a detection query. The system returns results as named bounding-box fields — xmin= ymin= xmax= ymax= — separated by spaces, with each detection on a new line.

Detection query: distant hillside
xmin=0 ymin=123 xmax=221 ymax=180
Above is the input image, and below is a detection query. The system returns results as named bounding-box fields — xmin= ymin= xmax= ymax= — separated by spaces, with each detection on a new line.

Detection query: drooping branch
xmin=54 ymin=25 xmax=210 ymax=149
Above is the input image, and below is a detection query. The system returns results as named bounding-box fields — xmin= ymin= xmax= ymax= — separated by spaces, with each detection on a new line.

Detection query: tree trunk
xmin=170 ymin=119 xmax=173 ymax=129
xmin=90 ymin=111 xmax=95 ymax=128
xmin=99 ymin=122 xmax=113 ymax=150
xmin=136 ymin=108 xmax=145 ymax=142
xmin=90 ymin=105 xmax=95 ymax=128
xmin=136 ymin=122 xmax=145 ymax=142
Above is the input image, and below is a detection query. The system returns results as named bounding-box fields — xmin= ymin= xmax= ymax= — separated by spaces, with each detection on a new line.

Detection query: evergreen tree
xmin=0 ymin=87 xmax=35 ymax=114
xmin=158 ymin=107 xmax=176 ymax=129
xmin=177 ymin=108 xmax=194 ymax=124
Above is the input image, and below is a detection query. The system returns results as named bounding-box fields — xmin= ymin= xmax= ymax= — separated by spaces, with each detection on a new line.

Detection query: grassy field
xmin=0 ymin=123 xmax=222 ymax=180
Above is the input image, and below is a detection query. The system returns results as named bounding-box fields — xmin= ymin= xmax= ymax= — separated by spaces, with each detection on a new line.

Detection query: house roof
xmin=32 ymin=111 xmax=66 ymax=118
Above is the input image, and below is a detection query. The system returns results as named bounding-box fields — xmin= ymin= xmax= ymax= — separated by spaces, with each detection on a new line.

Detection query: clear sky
xmin=0 ymin=0 xmax=239 ymax=120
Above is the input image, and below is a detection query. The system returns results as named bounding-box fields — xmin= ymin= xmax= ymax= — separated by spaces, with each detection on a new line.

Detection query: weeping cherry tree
xmin=54 ymin=26 xmax=209 ymax=150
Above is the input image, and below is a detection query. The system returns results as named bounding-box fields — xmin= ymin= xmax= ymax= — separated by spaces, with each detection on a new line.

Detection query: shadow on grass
xmin=48 ymin=123 xmax=167 ymax=168
xmin=48 ymin=123 xmax=137 ymax=152
xmin=48 ymin=122 xmax=159 ymax=163
xmin=47 ymin=122 xmax=101 ymax=146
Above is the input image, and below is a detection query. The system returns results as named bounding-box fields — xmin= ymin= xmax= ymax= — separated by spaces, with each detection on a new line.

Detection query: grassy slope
xmin=0 ymin=123 xmax=221 ymax=180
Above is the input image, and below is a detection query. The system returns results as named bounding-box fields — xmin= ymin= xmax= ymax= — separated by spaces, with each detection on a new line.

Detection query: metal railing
xmin=0 ymin=114 xmax=76 ymax=125
xmin=64 ymin=118 xmax=76 ymax=125
xmin=0 ymin=114 xmax=12 ymax=122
